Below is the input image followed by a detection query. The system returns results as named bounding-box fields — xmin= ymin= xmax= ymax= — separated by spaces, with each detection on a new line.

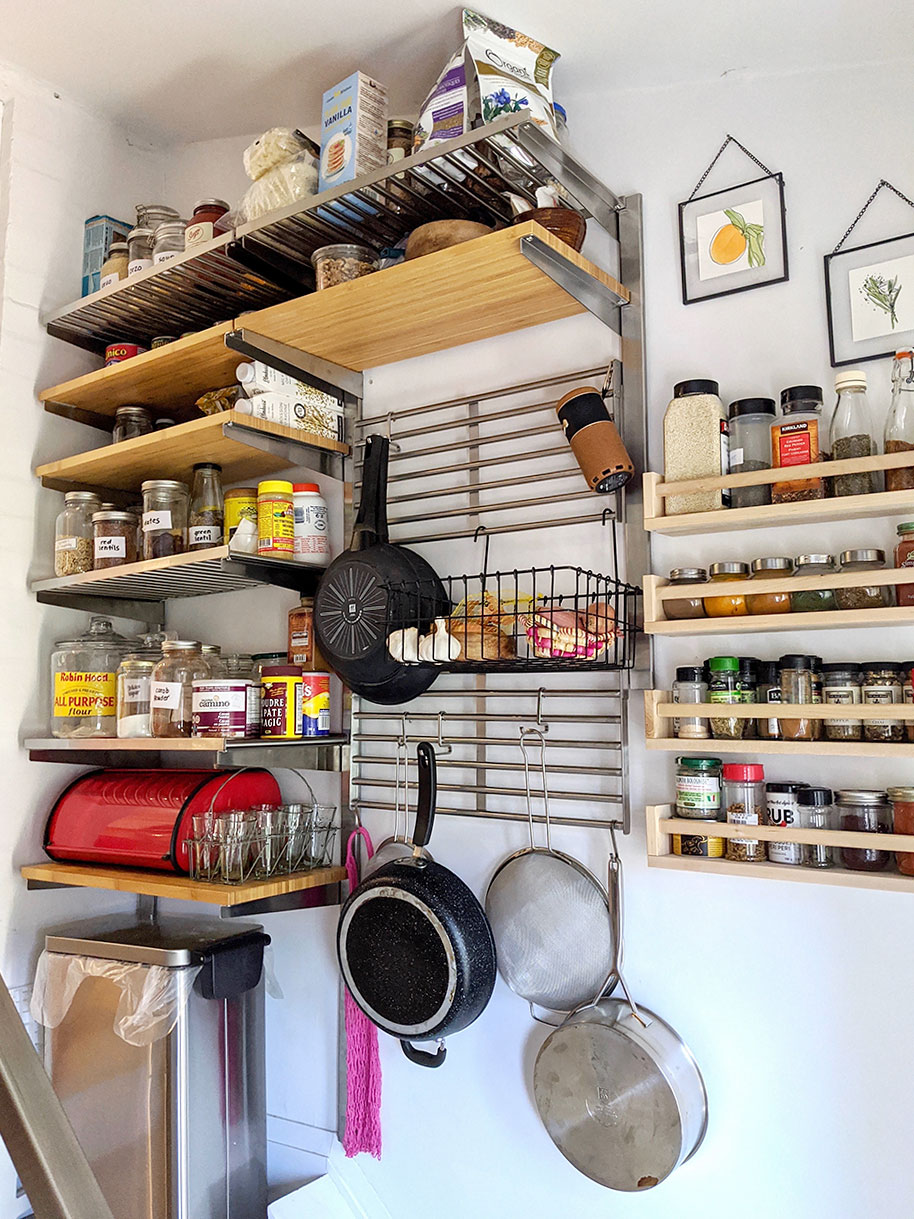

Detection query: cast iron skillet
xmin=337 ymin=742 xmax=497 ymax=1067
xmin=314 ymin=434 xmax=450 ymax=705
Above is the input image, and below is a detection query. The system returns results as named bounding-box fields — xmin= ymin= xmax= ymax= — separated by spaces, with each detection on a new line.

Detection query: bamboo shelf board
xmin=35 ymin=411 xmax=347 ymax=493
xmin=648 ymin=855 xmax=914 ymax=893
xmin=21 ymin=861 xmax=345 ymax=907
xmin=238 ymin=222 xmax=629 ymax=372
xmin=647 ymin=737 xmax=914 ymax=758
xmin=645 ymin=606 xmax=914 ymax=635
xmin=39 ymin=323 xmax=239 ymax=421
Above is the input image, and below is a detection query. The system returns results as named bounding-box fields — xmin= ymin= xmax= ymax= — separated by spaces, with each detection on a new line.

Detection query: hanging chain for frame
xmin=687 ymin=134 xmax=776 ymax=201
xmin=831 ymin=179 xmax=914 ymax=253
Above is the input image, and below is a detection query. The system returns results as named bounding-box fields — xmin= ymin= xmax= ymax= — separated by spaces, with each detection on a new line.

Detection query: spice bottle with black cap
xmin=728 ymin=398 xmax=776 ymax=507
xmin=663 ymin=380 xmax=728 ymax=514
xmin=771 ymin=385 xmax=827 ymax=503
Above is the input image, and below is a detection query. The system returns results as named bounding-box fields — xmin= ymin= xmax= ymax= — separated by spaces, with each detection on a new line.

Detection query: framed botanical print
xmin=825 ymin=231 xmax=914 ymax=366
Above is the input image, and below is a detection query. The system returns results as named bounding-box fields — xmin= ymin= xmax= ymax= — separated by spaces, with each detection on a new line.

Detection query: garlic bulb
xmin=387 ymin=627 xmax=419 ymax=663
xmin=418 ymin=618 xmax=460 ymax=663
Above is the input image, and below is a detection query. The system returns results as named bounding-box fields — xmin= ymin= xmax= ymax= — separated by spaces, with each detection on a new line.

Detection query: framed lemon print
xmin=679 ymin=173 xmax=789 ymax=304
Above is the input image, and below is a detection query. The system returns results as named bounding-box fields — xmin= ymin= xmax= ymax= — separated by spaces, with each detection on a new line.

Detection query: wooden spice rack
xmin=646 ymin=804 xmax=914 ymax=894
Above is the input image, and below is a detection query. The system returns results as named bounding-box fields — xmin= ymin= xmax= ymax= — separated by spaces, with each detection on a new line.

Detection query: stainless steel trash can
xmin=38 ymin=917 xmax=269 ymax=1219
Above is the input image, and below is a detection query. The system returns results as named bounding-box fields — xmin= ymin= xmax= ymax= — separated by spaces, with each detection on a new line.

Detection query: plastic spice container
xmin=790 ymin=554 xmax=837 ymax=613
xmin=141 ymin=479 xmax=188 ymax=559
xmin=799 ymin=787 xmax=835 ymax=869
xmin=311 ymin=243 xmax=380 ymax=290
xmin=151 ymin=641 xmax=211 ymax=738
xmin=257 ymin=480 xmax=294 ymax=557
xmin=664 ymin=568 xmax=708 ymax=619
xmin=92 ymin=510 xmax=138 ymax=570
xmin=672 ymin=666 xmax=709 ymax=739
xmin=737 ymin=657 xmax=759 ymax=739
xmin=885 ymin=351 xmax=914 ymax=491
xmin=127 ymin=226 xmax=155 ymax=275
xmin=723 ymin=763 xmax=766 ymax=862
xmin=703 ymin=561 xmax=749 ymax=617
xmin=757 ymin=660 xmax=782 ymax=740
xmin=189 ymin=463 xmax=224 ymax=551
xmin=836 ymin=789 xmax=891 ymax=872
xmin=675 ymin=756 xmax=722 ymax=818
xmin=224 ymin=487 xmax=258 ymax=544
xmin=185 ymin=198 xmax=229 ymax=247
xmin=835 ymin=548 xmax=891 ymax=611
xmin=55 ymin=491 xmax=100 ymax=576
xmin=662 ymin=380 xmax=729 ymax=514
xmin=765 ymin=782 xmax=807 ymax=866
xmin=99 ymin=241 xmax=129 ymax=289
xmin=112 ymin=405 xmax=154 ymax=444
xmin=777 ymin=654 xmax=820 ymax=741
xmin=746 ymin=556 xmax=793 ymax=615
xmin=771 ymin=385 xmax=827 ymax=502
xmin=116 ymin=654 xmax=155 ymax=738
xmin=707 ymin=655 xmax=745 ymax=739
xmin=152 ymin=220 xmax=187 ymax=264
xmin=261 ymin=665 xmax=303 ymax=738
xmin=861 ymin=662 xmax=904 ymax=742
xmin=894 ymin=523 xmax=914 ymax=606
xmin=728 ymin=398 xmax=775 ymax=508
xmin=51 ymin=616 xmax=130 ymax=738
xmin=293 ymin=483 xmax=330 ymax=564
xmin=888 ymin=786 xmax=914 ymax=875
xmin=822 ymin=663 xmax=863 ymax=740
xmin=831 ymin=370 xmax=876 ymax=496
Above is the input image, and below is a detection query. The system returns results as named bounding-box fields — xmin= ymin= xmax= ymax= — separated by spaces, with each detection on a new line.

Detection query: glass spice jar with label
xmin=888 ymin=786 xmax=914 ymax=874
xmin=791 ymin=554 xmax=838 ymax=613
xmin=835 ymin=549 xmax=892 ymax=611
xmin=55 ymin=491 xmax=100 ymax=576
xmin=894 ymin=523 xmax=914 ymax=606
xmin=672 ymin=666 xmax=709 ymax=739
xmin=728 ymin=398 xmax=775 ymax=508
xmin=778 ymin=654 xmax=820 ymax=740
xmin=765 ymin=781 xmax=807 ymax=866
xmin=771 ymin=386 xmax=827 ymax=502
xmin=703 ymin=562 xmax=750 ymax=617
xmin=904 ymin=664 xmax=914 ymax=741
xmin=757 ymin=660 xmax=782 ymax=739
xmin=188 ymin=463 xmax=224 ymax=551
xmin=116 ymin=654 xmax=156 ymax=738
xmin=141 ymin=479 xmax=188 ymax=559
xmin=861 ymin=662 xmax=904 ymax=741
xmin=151 ymin=641 xmax=211 ymax=738
xmin=822 ymin=663 xmax=863 ymax=740
xmin=746 ymin=556 xmax=793 ymax=614
xmin=92 ymin=510 xmax=138 ymax=569
xmin=664 ymin=568 xmax=708 ymax=619
xmin=708 ymin=655 xmax=745 ymax=739
xmin=723 ymin=762 xmax=766 ymax=862
xmin=737 ymin=657 xmax=759 ymax=739
xmin=675 ymin=756 xmax=722 ymax=819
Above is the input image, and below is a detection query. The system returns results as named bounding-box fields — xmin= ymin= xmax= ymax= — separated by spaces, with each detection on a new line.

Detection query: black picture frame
xmin=824 ymin=231 xmax=914 ymax=366
xmin=678 ymin=172 xmax=789 ymax=305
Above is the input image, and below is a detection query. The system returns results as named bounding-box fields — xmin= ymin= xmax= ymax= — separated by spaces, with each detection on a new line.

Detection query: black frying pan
xmin=314 ymin=434 xmax=450 ymax=705
xmin=337 ymin=742 xmax=497 ymax=1067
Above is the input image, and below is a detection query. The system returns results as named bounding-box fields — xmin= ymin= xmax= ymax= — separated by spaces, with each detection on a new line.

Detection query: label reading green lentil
xmin=676 ymin=773 xmax=720 ymax=815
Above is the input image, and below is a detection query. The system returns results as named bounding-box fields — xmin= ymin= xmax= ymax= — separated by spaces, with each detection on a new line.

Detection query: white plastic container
xmin=293 ymin=484 xmax=330 ymax=565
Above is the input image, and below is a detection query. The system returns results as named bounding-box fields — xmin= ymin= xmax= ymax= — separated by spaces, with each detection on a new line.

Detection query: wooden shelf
xmin=646 ymin=736 xmax=914 ymax=758
xmin=648 ymin=854 xmax=914 ymax=893
xmin=35 ymin=410 xmax=347 ymax=494
xmin=236 ymin=222 xmax=629 ymax=372
xmin=21 ymin=861 xmax=346 ymax=908
xmin=25 ymin=735 xmax=349 ymax=770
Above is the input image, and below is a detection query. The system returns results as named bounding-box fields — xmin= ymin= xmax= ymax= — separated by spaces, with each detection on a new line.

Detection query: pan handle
xmin=352 ymin=434 xmax=390 ymax=551
xmin=604 ymin=830 xmax=647 ymax=1028
xmin=400 ymin=1039 xmax=447 ymax=1068
xmin=412 ymin=742 xmax=437 ymax=852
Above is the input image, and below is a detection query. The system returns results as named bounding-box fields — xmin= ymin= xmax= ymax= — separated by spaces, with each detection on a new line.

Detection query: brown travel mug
xmin=556 ymin=386 xmax=635 ymax=493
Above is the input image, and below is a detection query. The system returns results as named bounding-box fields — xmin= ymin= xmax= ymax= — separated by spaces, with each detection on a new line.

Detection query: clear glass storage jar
xmin=746 ymin=556 xmax=793 ymax=614
xmin=112 ymin=405 xmax=153 ymax=444
xmin=127 ymin=226 xmax=155 ymax=275
xmin=54 ymin=490 xmax=100 ymax=576
xmin=664 ymin=568 xmax=708 ymax=620
xmin=185 ymin=199 xmax=229 ymax=247
xmin=836 ymin=789 xmax=892 ymax=872
xmin=885 ymin=351 xmax=914 ymax=491
xmin=861 ymin=662 xmax=904 ymax=742
xmin=189 ymin=462 xmax=224 ymax=551
xmin=765 ymin=782 xmax=807 ymax=866
xmin=894 ymin=522 xmax=914 ymax=606
xmin=708 ymin=655 xmax=744 ymax=739
xmin=723 ymin=762 xmax=766 ymax=862
xmin=311 ymin=243 xmax=379 ymax=290
xmin=778 ymin=654 xmax=820 ymax=741
xmin=141 ymin=479 xmax=188 ymax=559
xmin=835 ymin=548 xmax=891 ymax=611
xmin=905 ymin=664 xmax=914 ymax=742
xmin=151 ymin=640 xmax=211 ymax=738
xmin=92 ymin=509 xmax=138 ymax=569
xmin=799 ymin=787 xmax=835 ymax=869
xmin=672 ymin=666 xmax=708 ymax=739
xmin=831 ymin=370 xmax=877 ymax=496
xmin=51 ymin=616 xmax=130 ymax=738
xmin=771 ymin=385 xmax=827 ymax=502
xmin=728 ymin=398 xmax=775 ymax=508
xmin=888 ymin=786 xmax=914 ymax=875
xmin=822 ymin=663 xmax=862 ymax=741
xmin=135 ymin=203 xmax=180 ymax=230
xmin=791 ymin=554 xmax=837 ymax=613
xmin=152 ymin=220 xmax=186 ymax=264
xmin=738 ymin=656 xmax=759 ymax=739
xmin=99 ymin=241 xmax=129 ymax=289
xmin=116 ymin=653 xmax=156 ymax=738
xmin=703 ymin=562 xmax=749 ymax=617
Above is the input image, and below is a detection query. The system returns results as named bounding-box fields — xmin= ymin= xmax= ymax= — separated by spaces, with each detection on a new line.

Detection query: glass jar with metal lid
xmin=185 ymin=199 xmax=229 ymax=247
xmin=703 ymin=561 xmax=750 ymax=617
xmin=746 ymin=556 xmax=793 ymax=614
xmin=112 ymin=405 xmax=154 ymax=444
xmin=51 ymin=616 xmax=131 ymax=738
xmin=664 ymin=568 xmax=707 ymax=620
xmin=126 ymin=227 xmax=155 ymax=275
xmin=386 ymin=119 xmax=414 ymax=162
xmin=141 ymin=479 xmax=189 ymax=560
xmin=311 ymin=243 xmax=380 ymax=290
xmin=728 ymin=398 xmax=776 ymax=508
xmin=757 ymin=660 xmax=782 ymax=740
xmin=835 ymin=548 xmax=891 ymax=610
xmin=152 ymin=221 xmax=186 ymax=265
xmin=135 ymin=203 xmax=180 ymax=230
xmin=861 ymin=662 xmax=904 ymax=741
xmin=888 ymin=786 xmax=914 ymax=874
xmin=151 ymin=640 xmax=211 ymax=738
xmin=92 ymin=510 xmax=138 ymax=570
xmin=201 ymin=644 xmax=226 ymax=677
xmin=99 ymin=241 xmax=129 ymax=289
xmin=836 ymin=790 xmax=891 ymax=871
xmin=894 ymin=522 xmax=914 ymax=606
xmin=116 ymin=653 xmax=156 ymax=738
xmin=791 ymin=554 xmax=837 ymax=613
xmin=822 ymin=663 xmax=863 ymax=740
xmin=778 ymin=654 xmax=820 ymax=741
xmin=55 ymin=490 xmax=100 ymax=576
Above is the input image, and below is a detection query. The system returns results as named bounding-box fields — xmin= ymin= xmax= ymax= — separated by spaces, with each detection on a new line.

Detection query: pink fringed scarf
xmin=342 ymin=827 xmax=382 ymax=1159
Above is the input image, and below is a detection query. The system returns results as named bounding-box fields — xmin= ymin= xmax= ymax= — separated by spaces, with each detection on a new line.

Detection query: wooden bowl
xmin=513 ymin=207 xmax=587 ymax=251
xmin=404 ymin=220 xmax=493 ymax=261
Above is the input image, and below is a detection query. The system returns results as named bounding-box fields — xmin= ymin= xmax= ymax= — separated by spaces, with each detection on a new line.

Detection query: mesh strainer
xmin=484 ymin=727 xmax=615 ymax=1014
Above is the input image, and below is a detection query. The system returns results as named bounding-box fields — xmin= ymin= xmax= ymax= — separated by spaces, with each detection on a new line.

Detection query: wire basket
xmin=385 ymin=566 xmax=640 ymax=673
xmin=187 ymin=803 xmax=338 ymax=885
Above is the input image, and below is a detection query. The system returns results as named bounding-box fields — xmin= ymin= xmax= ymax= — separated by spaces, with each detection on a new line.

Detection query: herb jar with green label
xmin=675 ymin=756 xmax=722 ymax=818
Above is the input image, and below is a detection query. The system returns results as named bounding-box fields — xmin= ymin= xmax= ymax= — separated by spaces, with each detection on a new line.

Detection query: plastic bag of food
xmin=244 ymin=127 xmax=314 ymax=181
xmin=225 ymin=127 xmax=320 ymax=225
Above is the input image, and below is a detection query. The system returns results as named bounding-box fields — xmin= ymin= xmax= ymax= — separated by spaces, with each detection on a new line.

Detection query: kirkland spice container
xmin=771 ymin=386 xmax=827 ymax=502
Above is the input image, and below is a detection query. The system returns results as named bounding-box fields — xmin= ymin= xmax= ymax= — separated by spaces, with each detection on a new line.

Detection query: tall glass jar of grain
xmin=663 ymin=380 xmax=729 ymax=514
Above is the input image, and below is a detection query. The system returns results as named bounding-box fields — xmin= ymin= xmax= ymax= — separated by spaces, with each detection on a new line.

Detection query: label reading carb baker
xmin=53 ymin=670 xmax=116 ymax=719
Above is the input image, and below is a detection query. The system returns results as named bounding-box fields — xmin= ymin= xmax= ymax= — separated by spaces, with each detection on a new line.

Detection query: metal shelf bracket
xmin=225 ymin=329 xmax=364 ymax=403
xmin=513 ymin=121 xmax=624 ymax=231
xmin=519 ymin=235 xmax=626 ymax=332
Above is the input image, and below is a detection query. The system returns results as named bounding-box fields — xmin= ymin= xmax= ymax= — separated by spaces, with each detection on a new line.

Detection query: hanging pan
xmin=484 ymin=727 xmax=616 ymax=1017
xmin=533 ymin=830 xmax=708 ymax=1192
xmin=314 ymin=434 xmax=450 ymax=705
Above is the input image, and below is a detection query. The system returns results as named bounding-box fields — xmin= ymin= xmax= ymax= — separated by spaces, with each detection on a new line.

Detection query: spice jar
xmin=387 ymin=119 xmax=414 ymax=162
xmin=51 ymin=616 xmax=130 ymax=738
xmin=708 ymin=655 xmax=744 ymax=739
xmin=746 ymin=556 xmax=793 ymax=614
xmin=92 ymin=510 xmax=138 ymax=570
xmin=151 ymin=640 xmax=211 ymax=738
xmin=672 ymin=666 xmax=709 ymax=739
xmin=675 ymin=756 xmax=722 ymax=818
xmin=861 ymin=662 xmax=904 ymax=741
xmin=728 ymin=398 xmax=775 ymax=508
xmin=765 ymin=782 xmax=807 ymax=866
xmin=293 ymin=483 xmax=330 ymax=564
xmin=737 ymin=657 xmax=758 ymax=739
xmin=185 ymin=199 xmax=229 ymax=247
xmin=188 ymin=463 xmax=224 ymax=551
xmin=224 ymin=487 xmax=258 ymax=544
xmin=141 ymin=479 xmax=188 ymax=559
xmin=152 ymin=220 xmax=187 ymax=265
xmin=771 ymin=386 xmax=827 ymax=502
xmin=835 ymin=548 xmax=891 ymax=611
xmin=288 ymin=597 xmax=326 ymax=669
xmin=757 ymin=660 xmax=782 ymax=740
xmin=55 ymin=491 xmax=100 ymax=576
xmin=664 ymin=568 xmax=708 ymax=620
xmin=778 ymin=654 xmax=820 ymax=741
xmin=662 ymin=380 xmax=729 ymax=514
xmin=885 ymin=351 xmax=914 ymax=491
xmin=790 ymin=554 xmax=837 ymax=613
xmin=887 ymin=786 xmax=914 ymax=875
xmin=822 ymin=663 xmax=863 ymax=741
xmin=703 ymin=561 xmax=749 ymax=617
xmin=99 ymin=241 xmax=129 ymax=289
xmin=112 ymin=406 xmax=154 ymax=444
xmin=116 ymin=653 xmax=156 ymax=738
xmin=799 ymin=787 xmax=834 ymax=869
xmin=722 ymin=763 xmax=766 ymax=862
xmin=836 ymin=789 xmax=891 ymax=872
xmin=311 ymin=243 xmax=380 ymax=290
xmin=831 ymin=369 xmax=877 ymax=496
xmin=127 ymin=227 xmax=155 ymax=275
xmin=894 ymin=522 xmax=914 ymax=606
xmin=257 ymin=480 xmax=294 ymax=558
xmin=904 ymin=664 xmax=914 ymax=742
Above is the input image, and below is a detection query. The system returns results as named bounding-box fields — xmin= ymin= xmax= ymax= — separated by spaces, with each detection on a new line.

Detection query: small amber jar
xmin=664 ymin=568 xmax=708 ymax=620
xmin=746 ymin=556 xmax=793 ymax=614
xmin=703 ymin=561 xmax=750 ymax=617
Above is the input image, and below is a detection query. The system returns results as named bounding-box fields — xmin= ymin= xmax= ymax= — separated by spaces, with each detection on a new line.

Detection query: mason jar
xmin=55 ymin=491 xmax=100 ymax=576
xmin=836 ymin=789 xmax=892 ymax=872
xmin=116 ymin=654 xmax=156 ymax=738
xmin=152 ymin=220 xmax=187 ymax=264
xmin=151 ymin=641 xmax=211 ymax=738
xmin=141 ymin=479 xmax=189 ymax=559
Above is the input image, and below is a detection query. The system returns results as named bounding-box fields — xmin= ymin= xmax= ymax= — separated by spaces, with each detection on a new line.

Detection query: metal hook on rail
xmin=383 ymin=411 xmax=401 ymax=452
xmin=472 ymin=524 xmax=492 ymax=575
xmin=436 ymin=712 xmax=453 ymax=756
